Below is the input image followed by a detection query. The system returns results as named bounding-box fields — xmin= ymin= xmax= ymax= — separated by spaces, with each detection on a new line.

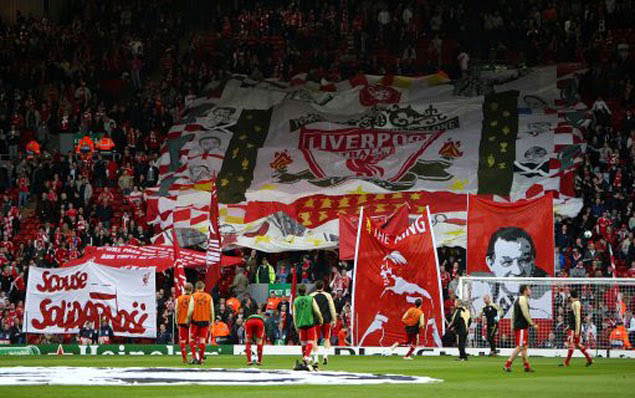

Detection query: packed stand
xmin=1 ymin=0 xmax=635 ymax=347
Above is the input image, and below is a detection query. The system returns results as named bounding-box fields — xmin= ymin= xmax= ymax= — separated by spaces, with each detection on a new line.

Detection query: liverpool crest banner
xmin=147 ymin=66 xmax=586 ymax=253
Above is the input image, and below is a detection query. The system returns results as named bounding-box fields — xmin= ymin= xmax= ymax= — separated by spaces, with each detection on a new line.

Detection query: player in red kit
xmin=175 ymin=282 xmax=193 ymax=363
xmin=186 ymin=281 xmax=214 ymax=365
xmin=245 ymin=304 xmax=267 ymax=366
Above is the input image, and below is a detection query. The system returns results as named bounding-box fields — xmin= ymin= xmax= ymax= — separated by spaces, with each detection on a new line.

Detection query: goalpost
xmin=456 ymin=277 xmax=635 ymax=355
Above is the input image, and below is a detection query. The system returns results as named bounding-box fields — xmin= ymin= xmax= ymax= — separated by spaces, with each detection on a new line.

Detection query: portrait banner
xmin=352 ymin=208 xmax=444 ymax=347
xmin=467 ymin=193 xmax=554 ymax=276
xmin=24 ymin=262 xmax=156 ymax=337
xmin=467 ymin=194 xmax=554 ymax=319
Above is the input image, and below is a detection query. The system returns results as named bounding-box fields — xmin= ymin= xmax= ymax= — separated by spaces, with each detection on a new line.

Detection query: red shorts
xmin=298 ymin=326 xmax=316 ymax=342
xmin=314 ymin=324 xmax=332 ymax=340
xmin=190 ymin=323 xmax=210 ymax=342
xmin=178 ymin=325 xmax=189 ymax=343
xmin=245 ymin=318 xmax=265 ymax=341
xmin=514 ymin=328 xmax=529 ymax=347
xmin=566 ymin=330 xmax=581 ymax=345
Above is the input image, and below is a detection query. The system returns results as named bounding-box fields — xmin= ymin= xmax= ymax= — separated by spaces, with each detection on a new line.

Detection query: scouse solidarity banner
xmin=353 ymin=208 xmax=444 ymax=347
xmin=24 ymin=262 xmax=156 ymax=337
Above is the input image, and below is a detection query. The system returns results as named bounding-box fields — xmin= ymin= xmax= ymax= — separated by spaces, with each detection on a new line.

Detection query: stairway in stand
xmin=13 ymin=207 xmax=39 ymax=247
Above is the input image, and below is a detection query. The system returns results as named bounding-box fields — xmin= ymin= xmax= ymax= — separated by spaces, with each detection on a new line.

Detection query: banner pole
xmin=351 ymin=205 xmax=364 ymax=347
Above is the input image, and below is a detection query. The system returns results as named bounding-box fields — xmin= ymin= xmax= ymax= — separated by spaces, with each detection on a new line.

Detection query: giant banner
xmin=353 ymin=208 xmax=444 ymax=347
xmin=24 ymin=262 xmax=156 ymax=337
xmin=146 ymin=66 xmax=587 ymax=253
xmin=467 ymin=194 xmax=554 ymax=319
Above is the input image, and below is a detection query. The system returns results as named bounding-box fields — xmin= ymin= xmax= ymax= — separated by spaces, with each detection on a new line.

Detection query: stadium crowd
xmin=0 ymin=0 xmax=634 ymax=348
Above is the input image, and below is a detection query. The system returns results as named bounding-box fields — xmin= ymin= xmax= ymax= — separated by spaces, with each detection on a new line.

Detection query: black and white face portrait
xmin=199 ymin=136 xmax=221 ymax=153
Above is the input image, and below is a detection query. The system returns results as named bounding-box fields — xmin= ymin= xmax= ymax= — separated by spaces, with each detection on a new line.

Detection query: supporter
xmin=0 ymin=320 xmax=10 ymax=345
xmin=255 ymin=258 xmax=276 ymax=284
xmin=212 ymin=317 xmax=231 ymax=345
xmin=79 ymin=321 xmax=96 ymax=345
xmin=98 ymin=319 xmax=114 ymax=344
xmin=156 ymin=324 xmax=172 ymax=344
xmin=229 ymin=267 xmax=249 ymax=298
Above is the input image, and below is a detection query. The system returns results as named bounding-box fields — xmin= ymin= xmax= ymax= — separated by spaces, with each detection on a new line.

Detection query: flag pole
xmin=351 ymin=205 xmax=364 ymax=347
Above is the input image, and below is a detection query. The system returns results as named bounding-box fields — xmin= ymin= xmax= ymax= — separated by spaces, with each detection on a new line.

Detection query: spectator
xmin=540 ymin=332 xmax=557 ymax=348
xmin=275 ymin=264 xmax=288 ymax=283
xmin=156 ymin=324 xmax=172 ymax=344
xmin=266 ymin=291 xmax=281 ymax=312
xmin=212 ymin=316 xmax=231 ymax=344
xmin=98 ymin=319 xmax=114 ymax=344
xmin=0 ymin=318 xmax=11 ymax=345
xmin=79 ymin=322 xmax=96 ymax=345
xmin=570 ymin=260 xmax=587 ymax=278
xmin=626 ymin=311 xmax=635 ymax=347
xmin=554 ymin=314 xmax=566 ymax=348
xmin=230 ymin=267 xmax=249 ymax=298
xmin=255 ymin=258 xmax=275 ymax=284
xmin=583 ymin=316 xmax=598 ymax=349
xmin=230 ymin=315 xmax=245 ymax=344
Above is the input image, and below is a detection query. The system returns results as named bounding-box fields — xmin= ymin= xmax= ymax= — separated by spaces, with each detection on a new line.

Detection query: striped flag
xmin=171 ymin=227 xmax=187 ymax=298
xmin=205 ymin=177 xmax=222 ymax=290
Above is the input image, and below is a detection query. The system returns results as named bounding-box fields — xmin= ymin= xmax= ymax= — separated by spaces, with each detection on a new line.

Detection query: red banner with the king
xmin=353 ymin=207 xmax=445 ymax=347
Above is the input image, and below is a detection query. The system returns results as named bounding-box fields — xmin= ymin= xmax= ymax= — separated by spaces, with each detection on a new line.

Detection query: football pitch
xmin=1 ymin=355 xmax=634 ymax=398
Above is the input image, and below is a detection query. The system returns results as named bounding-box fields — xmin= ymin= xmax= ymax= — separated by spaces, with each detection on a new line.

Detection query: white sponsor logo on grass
xmin=0 ymin=367 xmax=442 ymax=386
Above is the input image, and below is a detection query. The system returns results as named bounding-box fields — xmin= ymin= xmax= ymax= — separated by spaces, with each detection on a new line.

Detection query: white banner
xmin=24 ymin=262 xmax=156 ymax=337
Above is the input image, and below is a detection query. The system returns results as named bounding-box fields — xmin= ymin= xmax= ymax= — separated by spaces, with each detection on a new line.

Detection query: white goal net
xmin=456 ymin=277 xmax=635 ymax=351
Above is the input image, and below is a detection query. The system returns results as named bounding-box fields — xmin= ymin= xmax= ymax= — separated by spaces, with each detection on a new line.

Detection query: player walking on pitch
xmin=310 ymin=280 xmax=337 ymax=365
xmin=385 ymin=298 xmax=425 ymax=359
xmin=245 ymin=304 xmax=267 ymax=366
xmin=186 ymin=281 xmax=214 ymax=365
xmin=480 ymin=294 xmax=503 ymax=356
xmin=504 ymin=285 xmax=538 ymax=373
xmin=293 ymin=284 xmax=323 ymax=371
xmin=559 ymin=289 xmax=593 ymax=367
xmin=175 ymin=282 xmax=193 ymax=363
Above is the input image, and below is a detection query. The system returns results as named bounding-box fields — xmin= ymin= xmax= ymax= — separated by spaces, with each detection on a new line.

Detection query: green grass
xmin=1 ymin=355 xmax=634 ymax=398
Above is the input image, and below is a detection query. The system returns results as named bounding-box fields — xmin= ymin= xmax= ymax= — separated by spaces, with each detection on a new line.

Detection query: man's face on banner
xmin=486 ymin=237 xmax=535 ymax=277
xmin=189 ymin=164 xmax=212 ymax=182
xmin=199 ymin=136 xmax=221 ymax=153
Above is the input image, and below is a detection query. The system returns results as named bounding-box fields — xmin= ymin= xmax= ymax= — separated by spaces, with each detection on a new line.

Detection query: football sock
xmin=305 ymin=342 xmax=314 ymax=359
xmin=565 ymin=348 xmax=574 ymax=364
xmin=190 ymin=340 xmax=198 ymax=361
xmin=257 ymin=343 xmax=263 ymax=363
xmin=198 ymin=341 xmax=206 ymax=362
xmin=246 ymin=341 xmax=252 ymax=363
xmin=580 ymin=346 xmax=592 ymax=362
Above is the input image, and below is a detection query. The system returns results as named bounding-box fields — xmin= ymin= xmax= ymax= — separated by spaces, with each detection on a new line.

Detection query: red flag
xmin=205 ymin=177 xmax=222 ymax=291
xmin=339 ymin=204 xmax=410 ymax=260
xmin=290 ymin=266 xmax=297 ymax=315
xmin=467 ymin=193 xmax=554 ymax=276
xmin=352 ymin=207 xmax=445 ymax=347
xmin=171 ymin=228 xmax=186 ymax=298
